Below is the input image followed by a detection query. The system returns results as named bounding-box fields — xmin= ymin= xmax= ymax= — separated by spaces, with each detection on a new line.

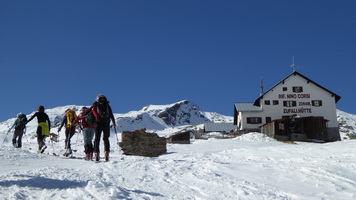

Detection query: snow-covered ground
xmin=0 ymin=104 xmax=355 ymax=199
xmin=1 ymin=132 xmax=355 ymax=200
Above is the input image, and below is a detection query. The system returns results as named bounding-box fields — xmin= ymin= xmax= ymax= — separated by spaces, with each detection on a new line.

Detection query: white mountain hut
xmin=234 ymin=71 xmax=341 ymax=141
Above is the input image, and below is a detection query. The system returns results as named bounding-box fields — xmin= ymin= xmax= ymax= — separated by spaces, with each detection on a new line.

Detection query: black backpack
xmin=15 ymin=114 xmax=27 ymax=130
xmin=96 ymin=102 xmax=111 ymax=122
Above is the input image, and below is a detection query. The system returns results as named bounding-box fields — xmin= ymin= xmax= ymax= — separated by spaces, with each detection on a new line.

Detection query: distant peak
xmin=176 ymin=99 xmax=190 ymax=104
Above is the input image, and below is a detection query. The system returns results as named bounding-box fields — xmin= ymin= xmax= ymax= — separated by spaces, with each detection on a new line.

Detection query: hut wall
xmin=167 ymin=132 xmax=190 ymax=144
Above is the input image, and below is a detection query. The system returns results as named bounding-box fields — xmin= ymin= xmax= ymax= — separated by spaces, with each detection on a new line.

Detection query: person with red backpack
xmin=75 ymin=107 xmax=96 ymax=160
xmin=8 ymin=113 xmax=27 ymax=148
xmin=85 ymin=94 xmax=116 ymax=162
xmin=58 ymin=109 xmax=77 ymax=157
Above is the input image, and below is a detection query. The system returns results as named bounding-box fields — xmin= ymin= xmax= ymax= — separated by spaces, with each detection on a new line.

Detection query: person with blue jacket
xmin=8 ymin=113 xmax=27 ymax=148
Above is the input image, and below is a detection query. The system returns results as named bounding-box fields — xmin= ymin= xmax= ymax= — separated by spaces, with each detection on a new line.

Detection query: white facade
xmin=234 ymin=72 xmax=341 ymax=139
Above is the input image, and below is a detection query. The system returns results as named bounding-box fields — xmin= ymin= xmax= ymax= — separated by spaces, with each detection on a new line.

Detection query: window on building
xmin=273 ymin=100 xmax=279 ymax=105
xmin=283 ymin=101 xmax=297 ymax=107
xmin=246 ymin=117 xmax=262 ymax=124
xmin=292 ymin=86 xmax=303 ymax=93
xmin=266 ymin=117 xmax=271 ymax=123
xmin=278 ymin=123 xmax=285 ymax=130
xmin=312 ymin=100 xmax=323 ymax=107
xmin=283 ymin=87 xmax=288 ymax=91
xmin=264 ymin=100 xmax=270 ymax=105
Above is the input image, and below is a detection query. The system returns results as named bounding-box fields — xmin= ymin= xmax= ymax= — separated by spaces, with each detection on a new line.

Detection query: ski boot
xmin=85 ymin=153 xmax=90 ymax=161
xmin=104 ymin=151 xmax=109 ymax=162
xmin=40 ymin=145 xmax=47 ymax=154
xmin=95 ymin=152 xmax=100 ymax=162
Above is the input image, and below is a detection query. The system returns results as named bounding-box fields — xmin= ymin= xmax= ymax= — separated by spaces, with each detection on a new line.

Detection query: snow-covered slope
xmin=337 ymin=109 xmax=356 ymax=139
xmin=1 ymin=132 xmax=356 ymax=199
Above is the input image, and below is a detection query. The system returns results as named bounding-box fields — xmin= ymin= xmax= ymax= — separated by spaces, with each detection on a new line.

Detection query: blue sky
xmin=1 ymin=0 xmax=355 ymax=122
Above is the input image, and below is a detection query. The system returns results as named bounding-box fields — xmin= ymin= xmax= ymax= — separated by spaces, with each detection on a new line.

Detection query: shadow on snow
xmin=0 ymin=175 xmax=86 ymax=189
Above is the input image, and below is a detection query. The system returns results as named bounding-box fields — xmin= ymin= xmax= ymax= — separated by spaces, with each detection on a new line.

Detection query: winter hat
xmin=96 ymin=94 xmax=107 ymax=103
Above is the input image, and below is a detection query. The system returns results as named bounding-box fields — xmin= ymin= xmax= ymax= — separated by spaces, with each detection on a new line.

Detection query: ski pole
xmin=64 ymin=128 xmax=70 ymax=155
xmin=23 ymin=128 xmax=29 ymax=144
xmin=113 ymin=126 xmax=119 ymax=145
xmin=74 ymin=127 xmax=80 ymax=153
xmin=1 ymin=130 xmax=10 ymax=147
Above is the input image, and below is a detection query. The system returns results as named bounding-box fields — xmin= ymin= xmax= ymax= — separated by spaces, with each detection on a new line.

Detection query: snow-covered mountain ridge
xmin=0 ymin=100 xmax=232 ymax=135
xmin=116 ymin=100 xmax=232 ymax=132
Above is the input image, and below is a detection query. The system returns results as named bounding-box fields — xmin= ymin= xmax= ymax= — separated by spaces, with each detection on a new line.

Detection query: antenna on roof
xmin=290 ymin=56 xmax=300 ymax=72
xmin=260 ymin=77 xmax=264 ymax=96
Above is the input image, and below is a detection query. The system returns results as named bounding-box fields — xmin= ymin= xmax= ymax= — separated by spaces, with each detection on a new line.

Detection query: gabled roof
xmin=254 ymin=71 xmax=341 ymax=106
xmin=234 ymin=103 xmax=262 ymax=112
xmin=204 ymin=123 xmax=236 ymax=132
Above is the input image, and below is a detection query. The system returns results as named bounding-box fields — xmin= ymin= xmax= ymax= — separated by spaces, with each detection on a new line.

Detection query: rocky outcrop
xmin=119 ymin=129 xmax=167 ymax=157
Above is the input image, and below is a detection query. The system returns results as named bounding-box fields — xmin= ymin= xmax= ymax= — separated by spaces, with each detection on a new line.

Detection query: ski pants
xmin=36 ymin=126 xmax=47 ymax=151
xmin=64 ymin=126 xmax=76 ymax=150
xmin=94 ymin=122 xmax=110 ymax=153
xmin=83 ymin=127 xmax=95 ymax=154
xmin=12 ymin=129 xmax=24 ymax=148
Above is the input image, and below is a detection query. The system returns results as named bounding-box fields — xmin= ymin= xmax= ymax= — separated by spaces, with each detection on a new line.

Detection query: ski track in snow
xmin=1 ymin=134 xmax=356 ymax=200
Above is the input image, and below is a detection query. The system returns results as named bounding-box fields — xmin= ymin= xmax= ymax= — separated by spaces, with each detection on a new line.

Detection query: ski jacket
xmin=27 ymin=112 xmax=51 ymax=128
xmin=8 ymin=118 xmax=27 ymax=132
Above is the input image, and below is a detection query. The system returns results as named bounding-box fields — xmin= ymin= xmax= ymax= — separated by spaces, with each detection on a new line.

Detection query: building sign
xmin=278 ymin=93 xmax=313 ymax=114
xmin=278 ymin=94 xmax=311 ymax=99
xmin=283 ymin=108 xmax=312 ymax=114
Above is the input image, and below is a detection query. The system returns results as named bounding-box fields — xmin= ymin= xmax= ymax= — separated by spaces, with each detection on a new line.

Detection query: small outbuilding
xmin=167 ymin=131 xmax=191 ymax=144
